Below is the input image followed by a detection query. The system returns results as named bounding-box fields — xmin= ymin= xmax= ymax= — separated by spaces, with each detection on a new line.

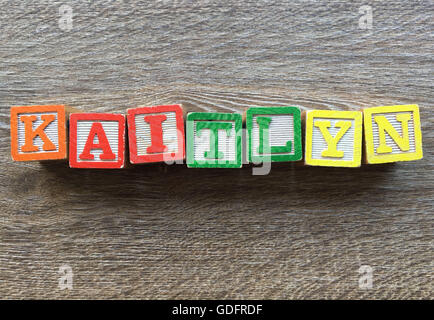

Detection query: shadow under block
xmin=246 ymin=106 xmax=302 ymax=163
xmin=69 ymin=113 xmax=126 ymax=169
xmin=186 ymin=112 xmax=242 ymax=168
xmin=127 ymin=104 xmax=185 ymax=164
xmin=363 ymin=104 xmax=423 ymax=164
xmin=10 ymin=105 xmax=73 ymax=161
xmin=304 ymin=110 xmax=363 ymax=167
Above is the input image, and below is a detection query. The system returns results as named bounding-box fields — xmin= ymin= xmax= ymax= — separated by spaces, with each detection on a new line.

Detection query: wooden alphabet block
xmin=304 ymin=110 xmax=363 ymax=167
xmin=246 ymin=106 xmax=302 ymax=163
xmin=186 ymin=112 xmax=242 ymax=168
xmin=363 ymin=105 xmax=423 ymax=164
xmin=127 ymin=104 xmax=185 ymax=164
xmin=69 ymin=113 xmax=126 ymax=169
xmin=10 ymin=105 xmax=68 ymax=161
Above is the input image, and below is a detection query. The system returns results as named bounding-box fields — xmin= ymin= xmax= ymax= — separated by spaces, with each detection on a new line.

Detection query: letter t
xmin=196 ymin=121 xmax=233 ymax=159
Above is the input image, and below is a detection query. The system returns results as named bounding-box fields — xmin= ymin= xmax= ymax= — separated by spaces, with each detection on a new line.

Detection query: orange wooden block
xmin=10 ymin=105 xmax=69 ymax=161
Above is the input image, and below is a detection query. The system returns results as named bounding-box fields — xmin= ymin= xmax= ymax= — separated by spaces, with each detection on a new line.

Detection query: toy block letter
xmin=20 ymin=114 xmax=57 ymax=152
xmin=69 ymin=113 xmax=126 ymax=169
xmin=314 ymin=120 xmax=352 ymax=158
xmin=79 ymin=122 xmax=116 ymax=160
xmin=246 ymin=106 xmax=302 ymax=163
xmin=10 ymin=105 xmax=67 ymax=161
xmin=197 ymin=121 xmax=233 ymax=159
xmin=127 ymin=105 xmax=185 ymax=164
xmin=374 ymin=114 xmax=411 ymax=154
xmin=363 ymin=105 xmax=423 ymax=164
xmin=186 ymin=112 xmax=242 ymax=168
xmin=305 ymin=110 xmax=363 ymax=167
xmin=144 ymin=115 xmax=168 ymax=153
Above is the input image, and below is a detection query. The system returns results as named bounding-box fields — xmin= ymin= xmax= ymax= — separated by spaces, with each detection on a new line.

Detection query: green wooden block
xmin=246 ymin=106 xmax=302 ymax=163
xmin=186 ymin=112 xmax=242 ymax=168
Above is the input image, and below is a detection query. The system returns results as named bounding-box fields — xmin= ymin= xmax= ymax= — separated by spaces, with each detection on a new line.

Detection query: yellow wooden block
xmin=305 ymin=110 xmax=363 ymax=167
xmin=363 ymin=105 xmax=423 ymax=164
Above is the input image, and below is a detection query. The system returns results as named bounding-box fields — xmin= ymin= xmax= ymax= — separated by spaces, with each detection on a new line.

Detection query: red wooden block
xmin=69 ymin=113 xmax=126 ymax=169
xmin=127 ymin=104 xmax=185 ymax=164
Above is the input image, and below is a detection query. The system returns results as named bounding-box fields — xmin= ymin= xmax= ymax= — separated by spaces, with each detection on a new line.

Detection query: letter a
xmin=79 ymin=122 xmax=116 ymax=160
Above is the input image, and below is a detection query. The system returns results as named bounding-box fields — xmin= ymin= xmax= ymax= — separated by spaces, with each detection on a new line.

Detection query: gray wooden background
xmin=0 ymin=0 xmax=432 ymax=299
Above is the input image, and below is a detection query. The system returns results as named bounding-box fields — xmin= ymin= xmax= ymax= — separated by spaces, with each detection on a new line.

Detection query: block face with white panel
xmin=69 ymin=113 xmax=125 ymax=169
xmin=186 ymin=112 xmax=242 ymax=168
xmin=127 ymin=105 xmax=185 ymax=164
xmin=246 ymin=106 xmax=302 ymax=163
xmin=363 ymin=105 xmax=423 ymax=164
xmin=10 ymin=105 xmax=67 ymax=161
xmin=305 ymin=110 xmax=362 ymax=167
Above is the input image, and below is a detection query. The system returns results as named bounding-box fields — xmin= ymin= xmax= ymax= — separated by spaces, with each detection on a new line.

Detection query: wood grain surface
xmin=0 ymin=0 xmax=433 ymax=299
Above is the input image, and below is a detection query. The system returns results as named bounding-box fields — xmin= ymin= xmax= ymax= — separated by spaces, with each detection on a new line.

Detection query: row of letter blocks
xmin=10 ymin=104 xmax=423 ymax=168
